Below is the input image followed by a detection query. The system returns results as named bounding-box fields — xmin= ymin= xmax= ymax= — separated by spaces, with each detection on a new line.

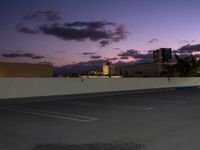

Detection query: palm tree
xmin=167 ymin=54 xmax=200 ymax=77
xmin=161 ymin=54 xmax=200 ymax=77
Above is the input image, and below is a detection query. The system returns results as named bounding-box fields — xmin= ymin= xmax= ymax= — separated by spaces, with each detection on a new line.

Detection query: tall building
xmin=102 ymin=63 xmax=111 ymax=75
xmin=0 ymin=62 xmax=53 ymax=77
xmin=153 ymin=48 xmax=172 ymax=63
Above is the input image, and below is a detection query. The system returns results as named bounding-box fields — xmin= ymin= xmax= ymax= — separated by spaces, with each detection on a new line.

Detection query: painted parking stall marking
xmin=0 ymin=105 xmax=99 ymax=122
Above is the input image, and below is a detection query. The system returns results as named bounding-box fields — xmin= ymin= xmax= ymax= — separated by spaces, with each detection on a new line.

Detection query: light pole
xmin=167 ymin=60 xmax=170 ymax=82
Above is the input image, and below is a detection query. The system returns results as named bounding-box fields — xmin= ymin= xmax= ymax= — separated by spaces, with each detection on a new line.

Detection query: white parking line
xmin=0 ymin=105 xmax=99 ymax=122
xmin=60 ymin=101 xmax=154 ymax=111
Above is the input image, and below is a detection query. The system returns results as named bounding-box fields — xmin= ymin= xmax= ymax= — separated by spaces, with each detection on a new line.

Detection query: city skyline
xmin=1 ymin=0 xmax=200 ymax=67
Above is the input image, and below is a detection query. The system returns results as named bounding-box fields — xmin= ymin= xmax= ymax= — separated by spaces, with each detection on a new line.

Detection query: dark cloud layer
xmin=135 ymin=52 xmax=153 ymax=63
xmin=120 ymin=56 xmax=129 ymax=60
xmin=178 ymin=40 xmax=190 ymax=45
xmin=148 ymin=38 xmax=159 ymax=44
xmin=99 ymin=40 xmax=110 ymax=47
xmin=39 ymin=21 xmax=128 ymax=47
xmin=23 ymin=10 xmax=61 ymax=22
xmin=17 ymin=12 xmax=129 ymax=47
xmin=39 ymin=61 xmax=53 ymax=65
xmin=113 ymin=48 xmax=123 ymax=51
xmin=178 ymin=44 xmax=200 ymax=53
xmin=82 ymin=52 xmax=97 ymax=55
xmin=174 ymin=44 xmax=200 ymax=59
xmin=107 ymin=57 xmax=118 ymax=61
xmin=64 ymin=21 xmax=115 ymax=29
xmin=2 ymin=53 xmax=45 ymax=59
xmin=118 ymin=49 xmax=153 ymax=63
xmin=177 ymin=40 xmax=196 ymax=45
xmin=16 ymin=23 xmax=39 ymax=34
xmin=118 ymin=49 xmax=138 ymax=57
xmin=90 ymin=55 xmax=101 ymax=59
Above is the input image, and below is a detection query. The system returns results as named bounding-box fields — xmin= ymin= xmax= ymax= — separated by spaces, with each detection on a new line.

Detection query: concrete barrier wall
xmin=0 ymin=78 xmax=200 ymax=99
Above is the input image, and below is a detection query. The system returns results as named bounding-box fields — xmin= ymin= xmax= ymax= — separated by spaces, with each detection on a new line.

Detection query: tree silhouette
xmin=162 ymin=54 xmax=200 ymax=77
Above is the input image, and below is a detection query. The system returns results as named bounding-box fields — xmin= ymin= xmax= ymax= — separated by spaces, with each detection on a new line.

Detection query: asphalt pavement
xmin=1 ymin=89 xmax=200 ymax=150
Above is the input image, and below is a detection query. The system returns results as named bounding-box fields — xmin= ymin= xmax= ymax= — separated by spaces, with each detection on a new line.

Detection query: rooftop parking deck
xmin=1 ymin=89 xmax=200 ymax=150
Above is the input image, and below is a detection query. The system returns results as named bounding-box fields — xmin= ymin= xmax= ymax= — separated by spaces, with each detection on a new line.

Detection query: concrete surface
xmin=1 ymin=89 xmax=200 ymax=150
xmin=1 ymin=77 xmax=200 ymax=99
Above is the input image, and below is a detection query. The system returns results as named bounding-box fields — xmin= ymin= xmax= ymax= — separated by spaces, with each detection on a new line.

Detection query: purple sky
xmin=1 ymin=0 xmax=200 ymax=67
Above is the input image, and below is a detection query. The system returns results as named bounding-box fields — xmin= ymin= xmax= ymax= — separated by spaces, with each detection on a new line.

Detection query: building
xmin=153 ymin=48 xmax=172 ymax=63
xmin=102 ymin=63 xmax=111 ymax=75
xmin=110 ymin=48 xmax=173 ymax=77
xmin=0 ymin=62 xmax=53 ymax=77
xmin=111 ymin=63 xmax=164 ymax=77
xmin=80 ymin=63 xmax=121 ymax=78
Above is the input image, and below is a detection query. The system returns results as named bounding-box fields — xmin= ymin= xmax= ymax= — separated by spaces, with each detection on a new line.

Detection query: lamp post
xmin=168 ymin=60 xmax=170 ymax=82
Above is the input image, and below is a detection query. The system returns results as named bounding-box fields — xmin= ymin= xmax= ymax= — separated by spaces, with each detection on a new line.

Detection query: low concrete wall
xmin=0 ymin=78 xmax=200 ymax=99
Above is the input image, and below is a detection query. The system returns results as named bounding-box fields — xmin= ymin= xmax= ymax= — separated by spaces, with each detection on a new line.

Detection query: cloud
xmin=82 ymin=52 xmax=102 ymax=59
xmin=78 ymin=59 xmax=109 ymax=66
xmin=39 ymin=21 xmax=129 ymax=47
xmin=2 ymin=53 xmax=45 ymax=59
xmin=175 ymin=44 xmax=200 ymax=59
xmin=118 ymin=49 xmax=153 ymax=63
xmin=113 ymin=48 xmax=123 ymax=51
xmin=16 ymin=23 xmax=39 ymax=34
xmin=114 ymin=60 xmax=136 ymax=66
xmin=82 ymin=52 xmax=97 ymax=55
xmin=135 ymin=52 xmax=153 ymax=63
xmin=148 ymin=38 xmax=159 ymax=44
xmin=178 ymin=40 xmax=196 ymax=45
xmin=191 ymin=40 xmax=196 ymax=43
xmin=39 ymin=61 xmax=53 ymax=65
xmin=99 ymin=40 xmax=110 ymax=47
xmin=64 ymin=21 xmax=116 ymax=29
xmin=90 ymin=55 xmax=101 ymax=59
xmin=178 ymin=40 xmax=190 ymax=45
xmin=107 ymin=57 xmax=118 ymax=61
xmin=120 ymin=56 xmax=129 ymax=60
xmin=17 ymin=26 xmax=39 ymax=34
xmin=118 ymin=49 xmax=138 ymax=57
xmin=22 ymin=10 xmax=61 ymax=22
xmin=178 ymin=44 xmax=200 ymax=53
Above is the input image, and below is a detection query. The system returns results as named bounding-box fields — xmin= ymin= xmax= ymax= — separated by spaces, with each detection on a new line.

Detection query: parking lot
xmin=1 ymin=89 xmax=200 ymax=150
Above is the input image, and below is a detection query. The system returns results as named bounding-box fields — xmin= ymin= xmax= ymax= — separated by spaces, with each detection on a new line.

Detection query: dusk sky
xmin=1 ymin=0 xmax=200 ymax=67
